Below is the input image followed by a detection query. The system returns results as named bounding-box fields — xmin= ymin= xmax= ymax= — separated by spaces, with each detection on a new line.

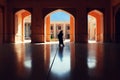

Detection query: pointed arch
xmin=45 ymin=9 xmax=74 ymax=18
xmin=44 ymin=9 xmax=75 ymax=42
xmin=14 ymin=9 xmax=31 ymax=43
xmin=88 ymin=9 xmax=104 ymax=43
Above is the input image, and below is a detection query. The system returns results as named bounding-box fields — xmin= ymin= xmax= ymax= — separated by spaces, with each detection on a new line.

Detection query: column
xmin=31 ymin=8 xmax=44 ymax=43
xmin=75 ymin=8 xmax=88 ymax=43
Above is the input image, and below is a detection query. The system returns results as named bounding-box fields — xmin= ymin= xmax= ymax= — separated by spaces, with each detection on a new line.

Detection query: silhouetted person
xmin=58 ymin=30 xmax=64 ymax=47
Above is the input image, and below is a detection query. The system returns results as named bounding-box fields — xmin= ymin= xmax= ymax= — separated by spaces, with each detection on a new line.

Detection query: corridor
xmin=0 ymin=42 xmax=120 ymax=80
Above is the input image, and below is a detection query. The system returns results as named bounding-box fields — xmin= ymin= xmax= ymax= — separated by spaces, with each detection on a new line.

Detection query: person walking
xmin=58 ymin=30 xmax=64 ymax=47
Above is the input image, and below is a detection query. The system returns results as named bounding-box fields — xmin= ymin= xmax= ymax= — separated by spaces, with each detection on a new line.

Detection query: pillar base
xmin=31 ymin=34 xmax=44 ymax=43
xmin=75 ymin=34 xmax=88 ymax=43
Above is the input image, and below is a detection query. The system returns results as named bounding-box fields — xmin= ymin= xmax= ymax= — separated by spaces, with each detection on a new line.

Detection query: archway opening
xmin=44 ymin=9 xmax=75 ymax=43
xmin=88 ymin=10 xmax=104 ymax=43
xmin=115 ymin=8 xmax=120 ymax=42
xmin=15 ymin=9 xmax=31 ymax=43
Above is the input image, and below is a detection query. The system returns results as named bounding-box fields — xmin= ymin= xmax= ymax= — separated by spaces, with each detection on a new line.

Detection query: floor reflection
xmin=49 ymin=44 xmax=71 ymax=80
xmin=14 ymin=43 xmax=32 ymax=79
xmin=24 ymin=60 xmax=32 ymax=68
xmin=87 ymin=44 xmax=104 ymax=79
xmin=87 ymin=56 xmax=97 ymax=69
xmin=58 ymin=47 xmax=64 ymax=61
xmin=24 ymin=44 xmax=32 ymax=69
xmin=0 ymin=42 xmax=120 ymax=80
xmin=50 ymin=44 xmax=59 ymax=68
xmin=87 ymin=46 xmax=97 ymax=69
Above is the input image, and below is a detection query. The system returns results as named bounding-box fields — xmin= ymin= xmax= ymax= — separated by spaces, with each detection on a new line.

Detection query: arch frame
xmin=13 ymin=8 xmax=32 ymax=43
xmin=44 ymin=8 xmax=76 ymax=43
xmin=42 ymin=8 xmax=77 ymax=19
xmin=87 ymin=8 xmax=105 ymax=43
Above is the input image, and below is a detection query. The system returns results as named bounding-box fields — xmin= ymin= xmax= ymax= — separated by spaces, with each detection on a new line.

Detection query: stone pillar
xmin=6 ymin=8 xmax=15 ymax=43
xmin=70 ymin=16 xmax=75 ymax=42
xmin=75 ymin=8 xmax=88 ymax=43
xmin=104 ymin=7 xmax=112 ymax=42
xmin=31 ymin=8 xmax=44 ymax=43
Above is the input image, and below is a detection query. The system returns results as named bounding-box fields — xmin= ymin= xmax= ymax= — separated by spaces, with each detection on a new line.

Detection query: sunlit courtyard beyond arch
xmin=44 ymin=9 xmax=75 ymax=43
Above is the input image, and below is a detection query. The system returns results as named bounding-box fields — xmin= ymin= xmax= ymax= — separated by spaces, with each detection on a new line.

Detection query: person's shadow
xmin=58 ymin=46 xmax=64 ymax=62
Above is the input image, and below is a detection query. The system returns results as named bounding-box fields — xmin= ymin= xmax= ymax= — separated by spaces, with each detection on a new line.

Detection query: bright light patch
xmin=24 ymin=60 xmax=32 ymax=68
xmin=51 ymin=56 xmax=70 ymax=76
xmin=87 ymin=57 xmax=97 ymax=69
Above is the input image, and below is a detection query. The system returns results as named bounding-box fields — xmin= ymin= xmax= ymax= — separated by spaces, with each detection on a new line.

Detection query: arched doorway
xmin=44 ymin=9 xmax=75 ymax=43
xmin=115 ymin=8 xmax=120 ymax=42
xmin=88 ymin=10 xmax=104 ymax=43
xmin=14 ymin=9 xmax=31 ymax=43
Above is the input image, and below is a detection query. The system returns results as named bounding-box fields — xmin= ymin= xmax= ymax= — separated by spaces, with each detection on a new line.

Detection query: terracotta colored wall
xmin=70 ymin=16 xmax=75 ymax=42
xmin=22 ymin=12 xmax=30 ymax=18
xmin=45 ymin=15 xmax=50 ymax=42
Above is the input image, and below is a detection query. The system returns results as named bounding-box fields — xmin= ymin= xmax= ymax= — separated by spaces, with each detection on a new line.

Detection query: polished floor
xmin=0 ymin=41 xmax=120 ymax=80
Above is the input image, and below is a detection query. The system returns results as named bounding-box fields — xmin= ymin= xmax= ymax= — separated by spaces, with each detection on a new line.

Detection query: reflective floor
xmin=0 ymin=42 xmax=120 ymax=80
